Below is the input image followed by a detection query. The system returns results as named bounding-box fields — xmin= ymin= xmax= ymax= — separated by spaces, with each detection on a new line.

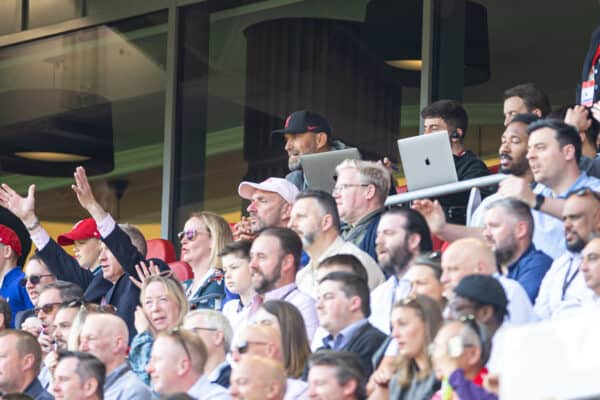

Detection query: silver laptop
xmin=397 ymin=131 xmax=458 ymax=191
xmin=300 ymin=148 xmax=361 ymax=193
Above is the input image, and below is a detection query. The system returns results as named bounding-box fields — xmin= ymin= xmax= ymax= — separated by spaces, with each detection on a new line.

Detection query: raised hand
xmin=412 ymin=198 xmax=446 ymax=235
xmin=71 ymin=166 xmax=107 ymax=221
xmin=130 ymin=260 xmax=161 ymax=289
xmin=0 ymin=183 xmax=38 ymax=226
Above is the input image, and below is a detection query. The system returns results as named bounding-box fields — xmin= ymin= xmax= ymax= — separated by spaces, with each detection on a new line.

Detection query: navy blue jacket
xmin=37 ymin=224 xmax=168 ymax=342
xmin=0 ymin=266 xmax=33 ymax=327
xmin=507 ymin=244 xmax=552 ymax=304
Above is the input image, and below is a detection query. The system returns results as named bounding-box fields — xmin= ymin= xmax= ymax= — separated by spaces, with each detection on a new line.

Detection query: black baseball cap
xmin=272 ymin=110 xmax=331 ymax=136
xmin=454 ymin=274 xmax=508 ymax=311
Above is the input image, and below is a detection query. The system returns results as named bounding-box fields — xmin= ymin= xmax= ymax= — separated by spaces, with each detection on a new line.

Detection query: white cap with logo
xmin=238 ymin=177 xmax=299 ymax=204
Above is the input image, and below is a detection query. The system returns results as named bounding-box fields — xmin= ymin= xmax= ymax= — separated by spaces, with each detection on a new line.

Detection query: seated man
xmin=430 ymin=320 xmax=496 ymax=400
xmin=335 ymin=160 xmax=390 ymax=261
xmin=146 ymin=328 xmax=229 ymax=399
xmin=271 ymin=109 xmax=345 ymax=191
xmin=502 ymin=83 xmax=550 ymax=125
xmin=231 ymin=324 xmax=307 ymax=400
xmin=316 ymin=271 xmax=386 ymax=377
xmin=229 ymin=355 xmax=287 ymax=400
xmin=307 ymin=350 xmax=367 ymax=400
xmin=184 ymin=309 xmax=233 ymax=388
xmin=289 ymin=190 xmax=384 ymax=298
xmin=581 ymin=237 xmax=600 ymax=304
xmin=79 ymin=312 xmax=151 ymax=399
xmin=421 ymin=99 xmax=492 ymax=225
xmin=53 ymin=351 xmax=105 ymax=400
xmin=0 ymin=330 xmax=53 ymax=399
xmin=235 ymin=177 xmax=299 ymax=240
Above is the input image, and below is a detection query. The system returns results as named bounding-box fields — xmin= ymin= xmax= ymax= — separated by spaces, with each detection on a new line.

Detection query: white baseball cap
xmin=238 ymin=177 xmax=299 ymax=204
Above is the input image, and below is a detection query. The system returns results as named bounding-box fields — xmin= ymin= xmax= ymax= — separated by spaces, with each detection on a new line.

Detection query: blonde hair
xmin=392 ymin=295 xmax=442 ymax=387
xmin=188 ymin=212 xmax=234 ymax=269
xmin=141 ymin=275 xmax=190 ymax=334
xmin=335 ymin=159 xmax=390 ymax=202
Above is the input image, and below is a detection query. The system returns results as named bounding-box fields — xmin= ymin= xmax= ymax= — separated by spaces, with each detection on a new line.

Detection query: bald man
xmin=441 ymin=238 xmax=536 ymax=325
xmin=79 ymin=313 xmax=151 ymax=400
xmin=232 ymin=324 xmax=307 ymax=400
xmin=230 ymin=355 xmax=286 ymax=400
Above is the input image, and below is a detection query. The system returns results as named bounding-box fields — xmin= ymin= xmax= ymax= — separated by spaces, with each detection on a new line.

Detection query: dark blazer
xmin=37 ymin=224 xmax=167 ymax=342
xmin=577 ymin=26 xmax=600 ymax=103
xmin=340 ymin=322 xmax=387 ymax=377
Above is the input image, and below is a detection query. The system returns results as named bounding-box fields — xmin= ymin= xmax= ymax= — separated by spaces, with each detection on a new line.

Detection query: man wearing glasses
xmin=334 ymin=160 xmax=390 ymax=262
xmin=146 ymin=328 xmax=229 ymax=399
xmin=184 ymin=309 xmax=233 ymax=388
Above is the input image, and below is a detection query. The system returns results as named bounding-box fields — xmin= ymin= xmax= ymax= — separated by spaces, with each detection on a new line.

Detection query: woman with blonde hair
xmin=129 ymin=274 xmax=189 ymax=385
xmin=179 ymin=211 xmax=233 ymax=310
xmin=368 ymin=295 xmax=442 ymax=400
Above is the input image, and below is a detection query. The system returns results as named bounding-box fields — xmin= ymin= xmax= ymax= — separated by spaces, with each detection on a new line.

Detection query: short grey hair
xmin=335 ymin=159 xmax=390 ymax=203
xmin=119 ymin=224 xmax=147 ymax=257
xmin=185 ymin=309 xmax=233 ymax=352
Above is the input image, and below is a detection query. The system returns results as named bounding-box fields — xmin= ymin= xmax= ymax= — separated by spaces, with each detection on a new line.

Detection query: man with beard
xmin=534 ymin=189 xmax=600 ymax=319
xmin=368 ymin=207 xmax=432 ymax=334
xmin=235 ymin=177 xmax=299 ymax=240
xmin=288 ymin=190 xmax=384 ymax=298
xmin=483 ymin=198 xmax=552 ymax=303
xmin=248 ymin=227 xmax=318 ymax=339
xmin=271 ymin=110 xmax=346 ymax=191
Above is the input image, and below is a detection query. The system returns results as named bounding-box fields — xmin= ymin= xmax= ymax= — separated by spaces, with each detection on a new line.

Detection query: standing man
xmin=249 ymin=227 xmax=318 ymax=339
xmin=0 ymin=330 xmax=53 ymax=399
xmin=334 ymin=160 xmax=390 ymax=261
xmin=370 ymin=208 xmax=432 ymax=334
xmin=421 ymin=99 xmax=492 ymax=225
xmin=289 ymin=190 xmax=384 ymax=298
xmin=482 ymin=198 xmax=552 ymax=303
xmin=0 ymin=224 xmax=33 ymax=326
xmin=271 ymin=110 xmax=346 ymax=191
xmin=79 ymin=313 xmax=151 ymax=399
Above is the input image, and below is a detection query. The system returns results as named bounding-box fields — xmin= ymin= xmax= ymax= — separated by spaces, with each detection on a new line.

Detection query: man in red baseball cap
xmin=57 ymin=218 xmax=102 ymax=275
xmin=0 ymin=224 xmax=33 ymax=326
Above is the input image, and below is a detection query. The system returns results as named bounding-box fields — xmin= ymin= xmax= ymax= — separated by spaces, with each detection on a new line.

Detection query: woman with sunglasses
xmin=253 ymin=300 xmax=311 ymax=379
xmin=129 ymin=274 xmax=190 ymax=385
xmin=368 ymin=295 xmax=443 ymax=400
xmin=179 ymin=212 xmax=234 ymax=310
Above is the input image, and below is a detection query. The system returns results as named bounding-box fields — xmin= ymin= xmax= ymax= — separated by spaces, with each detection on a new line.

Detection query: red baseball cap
xmin=57 ymin=218 xmax=101 ymax=246
xmin=0 ymin=224 xmax=22 ymax=256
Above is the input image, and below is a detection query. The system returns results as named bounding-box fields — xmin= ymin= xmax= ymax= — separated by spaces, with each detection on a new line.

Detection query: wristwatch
xmin=533 ymin=194 xmax=545 ymax=210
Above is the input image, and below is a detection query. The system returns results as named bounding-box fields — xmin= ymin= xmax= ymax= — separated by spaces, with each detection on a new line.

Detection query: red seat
xmin=146 ymin=239 xmax=177 ymax=263
xmin=168 ymin=261 xmax=194 ymax=282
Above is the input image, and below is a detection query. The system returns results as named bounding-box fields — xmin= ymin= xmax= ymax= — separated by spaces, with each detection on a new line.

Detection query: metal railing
xmin=385 ymin=173 xmax=508 ymax=206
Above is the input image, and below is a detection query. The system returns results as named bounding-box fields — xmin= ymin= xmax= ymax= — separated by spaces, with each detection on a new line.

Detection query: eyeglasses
xmin=33 ymin=302 xmax=62 ymax=316
xmin=177 ymin=229 xmax=211 ymax=241
xmin=168 ymin=328 xmax=192 ymax=361
xmin=568 ymin=187 xmax=600 ymax=202
xmin=20 ymin=274 xmax=54 ymax=287
xmin=332 ymin=183 xmax=369 ymax=193
xmin=233 ymin=340 xmax=269 ymax=354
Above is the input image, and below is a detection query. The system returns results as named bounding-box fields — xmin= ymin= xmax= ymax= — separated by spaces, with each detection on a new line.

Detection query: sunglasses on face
xmin=20 ymin=274 xmax=54 ymax=287
xmin=65 ymin=298 xmax=118 ymax=314
xmin=568 ymin=187 xmax=600 ymax=202
xmin=33 ymin=302 xmax=62 ymax=316
xmin=234 ymin=340 xmax=269 ymax=354
xmin=177 ymin=229 xmax=210 ymax=241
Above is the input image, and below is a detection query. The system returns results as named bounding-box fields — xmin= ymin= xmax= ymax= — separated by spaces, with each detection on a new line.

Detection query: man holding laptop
xmin=420 ymin=99 xmax=493 ymax=224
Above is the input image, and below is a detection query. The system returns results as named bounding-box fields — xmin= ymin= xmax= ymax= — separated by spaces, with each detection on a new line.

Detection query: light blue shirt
xmin=187 ymin=375 xmax=230 ymax=400
xmin=322 ymin=318 xmax=368 ymax=350
xmin=104 ymin=363 xmax=152 ymax=400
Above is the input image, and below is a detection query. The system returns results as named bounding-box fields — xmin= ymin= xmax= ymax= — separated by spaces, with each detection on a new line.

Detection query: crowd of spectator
xmin=0 ymin=80 xmax=599 ymax=400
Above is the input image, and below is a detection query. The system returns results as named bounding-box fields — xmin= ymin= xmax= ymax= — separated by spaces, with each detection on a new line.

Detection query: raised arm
xmin=0 ymin=183 xmax=94 ymax=288
xmin=412 ymin=199 xmax=485 ymax=242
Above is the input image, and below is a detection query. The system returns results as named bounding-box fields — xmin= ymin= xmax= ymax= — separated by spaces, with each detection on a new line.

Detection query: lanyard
xmin=561 ymin=258 xmax=579 ymax=301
